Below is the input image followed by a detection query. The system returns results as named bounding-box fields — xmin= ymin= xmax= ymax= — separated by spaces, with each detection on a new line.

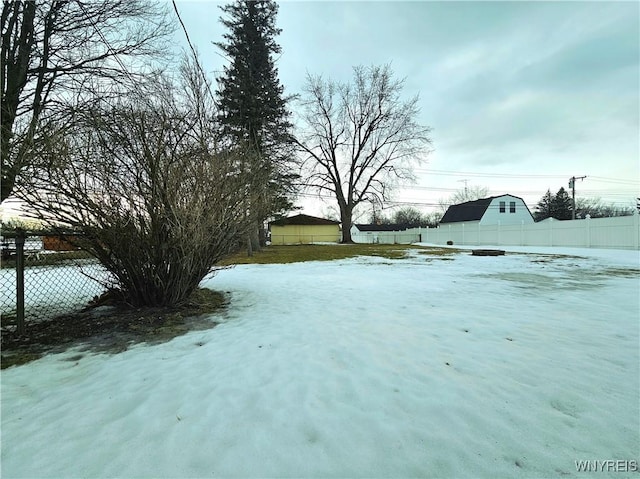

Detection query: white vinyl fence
xmin=351 ymin=230 xmax=422 ymax=244
xmin=416 ymin=214 xmax=640 ymax=250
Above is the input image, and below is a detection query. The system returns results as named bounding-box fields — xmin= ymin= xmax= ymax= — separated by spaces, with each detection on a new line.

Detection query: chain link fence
xmin=1 ymin=231 xmax=111 ymax=333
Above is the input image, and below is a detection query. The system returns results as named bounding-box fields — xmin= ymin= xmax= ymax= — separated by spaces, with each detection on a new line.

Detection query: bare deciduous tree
xmin=296 ymin=65 xmax=432 ymax=243
xmin=17 ymin=61 xmax=260 ymax=307
xmin=1 ymin=0 xmax=173 ymax=202
xmin=575 ymin=197 xmax=635 ymax=219
xmin=391 ymin=207 xmax=426 ymax=227
xmin=438 ymin=185 xmax=489 ymax=213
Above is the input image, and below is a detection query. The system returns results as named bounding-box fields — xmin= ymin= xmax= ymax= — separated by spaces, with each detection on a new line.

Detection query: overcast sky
xmin=172 ymin=0 xmax=639 ymax=217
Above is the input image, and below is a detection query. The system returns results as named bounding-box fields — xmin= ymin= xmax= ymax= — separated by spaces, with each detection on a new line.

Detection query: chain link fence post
xmin=15 ymin=229 xmax=25 ymax=335
xmin=1 ymin=231 xmax=109 ymax=326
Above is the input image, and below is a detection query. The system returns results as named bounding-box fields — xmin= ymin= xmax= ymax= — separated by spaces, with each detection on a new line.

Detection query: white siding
xmin=479 ymin=195 xmax=534 ymax=226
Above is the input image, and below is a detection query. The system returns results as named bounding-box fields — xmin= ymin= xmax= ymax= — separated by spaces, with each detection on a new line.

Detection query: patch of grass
xmin=525 ymin=254 xmax=639 ymax=279
xmin=219 ymin=244 xmax=463 ymax=266
xmin=523 ymin=253 xmax=586 ymax=263
xmin=415 ymin=248 xmax=462 ymax=257
xmin=1 ymin=350 xmax=43 ymax=369
xmin=423 ymin=256 xmax=456 ymax=262
xmin=173 ymin=287 xmax=228 ymax=315
xmin=594 ymin=267 xmax=640 ymax=278
xmin=1 ymin=313 xmax=17 ymax=328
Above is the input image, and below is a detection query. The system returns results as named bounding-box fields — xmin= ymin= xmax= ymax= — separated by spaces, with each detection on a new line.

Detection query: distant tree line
xmin=368 ymin=207 xmax=438 ymax=228
xmin=534 ymin=187 xmax=634 ymax=221
xmin=370 ymin=186 xmax=636 ymax=229
xmin=574 ymin=197 xmax=636 ymax=219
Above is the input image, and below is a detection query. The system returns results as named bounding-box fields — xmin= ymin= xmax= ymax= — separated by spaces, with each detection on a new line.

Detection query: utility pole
xmin=370 ymin=198 xmax=382 ymax=224
xmin=569 ymin=176 xmax=587 ymax=220
xmin=458 ymin=179 xmax=469 ymax=198
xmin=371 ymin=200 xmax=378 ymax=224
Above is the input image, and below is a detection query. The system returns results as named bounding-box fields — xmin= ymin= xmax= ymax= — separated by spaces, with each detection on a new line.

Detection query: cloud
xmin=173 ymin=0 xmax=638 ymax=207
xmin=412 ymin=2 xmax=639 ymax=173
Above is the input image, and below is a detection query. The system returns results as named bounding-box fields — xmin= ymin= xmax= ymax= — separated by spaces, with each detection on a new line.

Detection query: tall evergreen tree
xmin=552 ymin=187 xmax=573 ymax=220
xmin=535 ymin=187 xmax=574 ymax=221
xmin=534 ymin=189 xmax=554 ymax=221
xmin=215 ymin=0 xmax=296 ymax=243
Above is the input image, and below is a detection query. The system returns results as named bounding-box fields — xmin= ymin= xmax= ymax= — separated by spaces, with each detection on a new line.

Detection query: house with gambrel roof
xmin=440 ymin=194 xmax=534 ymax=226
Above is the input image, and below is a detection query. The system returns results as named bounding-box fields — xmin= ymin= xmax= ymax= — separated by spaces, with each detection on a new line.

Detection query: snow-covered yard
xmin=2 ymin=245 xmax=638 ymax=478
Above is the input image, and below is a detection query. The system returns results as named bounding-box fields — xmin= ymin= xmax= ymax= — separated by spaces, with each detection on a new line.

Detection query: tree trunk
xmin=246 ymin=232 xmax=253 ymax=257
xmin=250 ymin=225 xmax=260 ymax=252
xmin=1 ymin=1 xmax=37 ymax=203
xmin=258 ymin=225 xmax=268 ymax=246
xmin=340 ymin=207 xmax=354 ymax=243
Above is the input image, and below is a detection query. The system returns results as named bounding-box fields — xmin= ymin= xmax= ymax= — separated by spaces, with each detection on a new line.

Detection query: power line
xmin=413 ymin=168 xmax=568 ymax=179
xmin=457 ymin=179 xmax=468 ymax=196
xmin=296 ymin=191 xmax=636 ymax=212
xmin=412 ymin=168 xmax=640 ymax=185
xmin=588 ymin=176 xmax=640 ymax=186
xmin=75 ymin=2 xmax=140 ymax=88
xmin=171 ymin=0 xmax=217 ymax=106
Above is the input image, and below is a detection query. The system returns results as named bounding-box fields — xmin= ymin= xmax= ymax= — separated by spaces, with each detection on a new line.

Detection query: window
xmin=510 ymin=201 xmax=516 ymax=213
xmin=499 ymin=201 xmax=506 ymax=213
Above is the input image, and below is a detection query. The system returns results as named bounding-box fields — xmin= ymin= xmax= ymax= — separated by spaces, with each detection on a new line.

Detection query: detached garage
xmin=269 ymin=214 xmax=341 ymax=245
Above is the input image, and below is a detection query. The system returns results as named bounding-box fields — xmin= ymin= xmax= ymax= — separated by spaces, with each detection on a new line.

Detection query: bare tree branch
xmin=1 ymin=0 xmax=173 ymax=202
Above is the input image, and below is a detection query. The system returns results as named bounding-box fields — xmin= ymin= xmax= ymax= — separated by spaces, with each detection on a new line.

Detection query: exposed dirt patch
xmin=1 ymin=288 xmax=227 ymax=369
xmin=479 ymin=253 xmax=639 ymax=291
xmin=415 ymin=248 xmax=462 ymax=257
xmin=596 ymin=267 xmax=640 ymax=278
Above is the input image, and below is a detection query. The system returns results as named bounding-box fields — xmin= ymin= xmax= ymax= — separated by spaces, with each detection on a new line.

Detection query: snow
xmin=1 ymin=260 xmax=108 ymax=320
xmin=2 ymin=247 xmax=639 ymax=478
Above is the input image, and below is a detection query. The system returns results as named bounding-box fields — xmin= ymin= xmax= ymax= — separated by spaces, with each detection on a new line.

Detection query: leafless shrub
xmin=18 ymin=62 xmax=260 ymax=307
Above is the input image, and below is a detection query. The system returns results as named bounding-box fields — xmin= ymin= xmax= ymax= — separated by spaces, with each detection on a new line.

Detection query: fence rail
xmin=1 ymin=231 xmax=109 ymax=334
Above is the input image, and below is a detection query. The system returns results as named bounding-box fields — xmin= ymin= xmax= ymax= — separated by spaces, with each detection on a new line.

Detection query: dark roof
xmin=440 ymin=195 xmax=529 ymax=223
xmin=440 ymin=198 xmax=493 ymax=223
xmin=354 ymin=224 xmax=413 ymax=232
xmin=269 ymin=214 xmax=340 ymax=226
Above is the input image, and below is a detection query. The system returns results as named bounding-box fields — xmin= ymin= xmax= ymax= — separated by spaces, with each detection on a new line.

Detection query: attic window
xmin=510 ymin=201 xmax=516 ymax=213
xmin=499 ymin=201 xmax=506 ymax=213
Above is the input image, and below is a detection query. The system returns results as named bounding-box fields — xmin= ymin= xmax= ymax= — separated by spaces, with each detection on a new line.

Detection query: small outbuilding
xmin=269 ymin=214 xmax=341 ymax=245
xmin=440 ymin=194 xmax=534 ymax=226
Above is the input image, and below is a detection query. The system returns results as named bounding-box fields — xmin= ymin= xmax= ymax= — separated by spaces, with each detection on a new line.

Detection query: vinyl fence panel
xmin=419 ymin=214 xmax=639 ymax=250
